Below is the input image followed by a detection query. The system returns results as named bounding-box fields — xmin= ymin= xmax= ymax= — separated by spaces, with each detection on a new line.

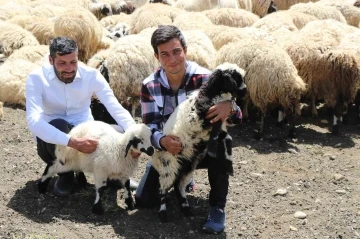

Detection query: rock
xmin=289 ymin=225 xmax=298 ymax=231
xmin=333 ymin=174 xmax=344 ymax=181
xmin=320 ymin=119 xmax=328 ymax=124
xmin=294 ymin=211 xmax=307 ymax=219
xmin=335 ymin=189 xmax=347 ymax=194
xmin=273 ymin=188 xmax=287 ymax=196
xmin=288 ymin=148 xmax=298 ymax=154
xmin=239 ymin=161 xmax=248 ymax=165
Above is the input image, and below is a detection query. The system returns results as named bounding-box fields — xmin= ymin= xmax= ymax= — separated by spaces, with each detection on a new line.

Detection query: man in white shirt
xmin=26 ymin=36 xmax=138 ymax=197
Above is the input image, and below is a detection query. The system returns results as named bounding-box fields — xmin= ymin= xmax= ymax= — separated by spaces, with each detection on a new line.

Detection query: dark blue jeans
xmin=135 ymin=154 xmax=229 ymax=209
xmin=36 ymin=118 xmax=73 ymax=164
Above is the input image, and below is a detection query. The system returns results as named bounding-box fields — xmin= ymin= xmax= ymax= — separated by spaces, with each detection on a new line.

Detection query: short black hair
xmin=151 ymin=25 xmax=186 ymax=55
xmin=49 ymin=36 xmax=78 ymax=59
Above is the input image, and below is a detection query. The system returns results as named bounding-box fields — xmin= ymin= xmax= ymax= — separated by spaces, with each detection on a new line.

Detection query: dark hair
xmin=49 ymin=36 xmax=78 ymax=59
xmin=151 ymin=25 xmax=186 ymax=55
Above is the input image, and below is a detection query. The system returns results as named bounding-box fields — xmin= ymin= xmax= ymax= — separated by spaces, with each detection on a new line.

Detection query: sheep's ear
xmin=125 ymin=140 xmax=132 ymax=157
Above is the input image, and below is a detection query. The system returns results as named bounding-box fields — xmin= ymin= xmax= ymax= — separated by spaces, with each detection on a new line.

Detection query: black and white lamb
xmin=37 ymin=121 xmax=154 ymax=215
xmin=151 ymin=63 xmax=246 ymax=223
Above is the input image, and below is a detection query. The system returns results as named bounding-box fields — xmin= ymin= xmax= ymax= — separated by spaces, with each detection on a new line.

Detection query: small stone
xmin=289 ymin=225 xmax=298 ymax=231
xmin=288 ymin=148 xmax=298 ymax=154
xmin=252 ymin=173 xmax=263 ymax=178
xmin=320 ymin=119 xmax=329 ymax=124
xmin=273 ymin=188 xmax=287 ymax=196
xmin=336 ymin=189 xmax=347 ymax=194
xmin=294 ymin=211 xmax=307 ymax=219
xmin=189 ymin=230 xmax=194 ymax=234
xmin=239 ymin=161 xmax=248 ymax=165
xmin=334 ymin=174 xmax=344 ymax=181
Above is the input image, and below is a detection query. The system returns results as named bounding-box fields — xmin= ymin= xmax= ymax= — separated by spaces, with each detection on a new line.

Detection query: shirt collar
xmin=157 ymin=61 xmax=195 ymax=89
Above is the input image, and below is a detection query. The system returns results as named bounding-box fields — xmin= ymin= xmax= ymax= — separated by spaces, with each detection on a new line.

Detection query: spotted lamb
xmin=37 ymin=121 xmax=154 ymax=214
xmin=151 ymin=63 xmax=246 ymax=223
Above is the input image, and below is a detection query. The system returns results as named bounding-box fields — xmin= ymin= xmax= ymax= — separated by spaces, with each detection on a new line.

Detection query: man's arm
xmin=26 ymin=74 xmax=70 ymax=146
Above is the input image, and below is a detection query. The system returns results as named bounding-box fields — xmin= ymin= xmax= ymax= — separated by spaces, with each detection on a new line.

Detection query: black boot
xmin=53 ymin=172 xmax=74 ymax=197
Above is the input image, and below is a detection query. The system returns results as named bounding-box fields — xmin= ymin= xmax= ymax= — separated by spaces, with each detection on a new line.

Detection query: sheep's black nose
xmin=141 ymin=146 xmax=154 ymax=156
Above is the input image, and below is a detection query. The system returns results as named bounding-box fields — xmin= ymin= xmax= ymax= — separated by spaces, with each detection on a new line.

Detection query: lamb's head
xmin=125 ymin=123 xmax=154 ymax=157
xmin=267 ymin=1 xmax=277 ymax=14
xmin=205 ymin=62 xmax=247 ymax=101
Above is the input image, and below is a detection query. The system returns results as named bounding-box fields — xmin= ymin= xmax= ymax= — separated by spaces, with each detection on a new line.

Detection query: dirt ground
xmin=0 ymin=104 xmax=360 ymax=239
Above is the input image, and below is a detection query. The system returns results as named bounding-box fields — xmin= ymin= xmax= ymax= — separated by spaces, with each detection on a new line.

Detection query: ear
xmin=154 ymin=53 xmax=159 ymax=61
xmin=125 ymin=140 xmax=133 ymax=157
xmin=49 ymin=56 xmax=54 ymax=65
xmin=183 ymin=46 xmax=187 ymax=55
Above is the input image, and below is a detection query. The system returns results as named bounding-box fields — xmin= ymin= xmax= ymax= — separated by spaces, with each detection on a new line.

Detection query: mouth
xmin=62 ymin=72 xmax=75 ymax=77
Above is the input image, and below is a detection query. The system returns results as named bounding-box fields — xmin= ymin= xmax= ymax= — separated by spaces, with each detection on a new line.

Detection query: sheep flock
xmin=2 ymin=0 xmax=360 ymax=134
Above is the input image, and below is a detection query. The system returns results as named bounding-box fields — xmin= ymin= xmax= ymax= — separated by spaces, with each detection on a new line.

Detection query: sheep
xmin=101 ymin=0 xmax=136 ymax=14
xmin=289 ymin=2 xmax=347 ymax=23
xmin=53 ymin=8 xmax=104 ymax=63
xmin=106 ymin=22 xmax=130 ymax=41
xmin=0 ymin=21 xmax=39 ymax=56
xmin=29 ymin=4 xmax=67 ymax=18
xmin=217 ymin=40 xmax=306 ymax=139
xmin=315 ymin=0 xmax=360 ymax=27
xmin=202 ymin=8 xmax=260 ymax=28
xmin=173 ymin=11 xmax=214 ymax=32
xmin=0 ymin=59 xmax=40 ymax=107
xmin=182 ymin=30 xmax=217 ymax=70
xmin=129 ymin=3 xmax=184 ymax=34
xmin=37 ymin=121 xmax=155 ymax=214
xmin=7 ymin=15 xmax=55 ymax=45
xmin=173 ymin=0 xmax=240 ymax=11
xmin=272 ymin=0 xmax=319 ymax=10
xmin=251 ymin=0 xmax=278 ymax=17
xmin=286 ymin=24 xmax=359 ymax=135
xmin=152 ymin=63 xmax=247 ymax=223
xmin=238 ymin=0 xmax=253 ymax=11
xmin=0 ymin=1 xmax=31 ymax=21
xmin=252 ymin=10 xmax=319 ymax=32
xmin=355 ymin=0 xmax=360 ymax=7
xmin=7 ymin=45 xmax=49 ymax=65
xmin=0 ymin=101 xmax=3 ymax=120
xmin=105 ymin=33 xmax=160 ymax=117
xmin=100 ymin=14 xmax=132 ymax=29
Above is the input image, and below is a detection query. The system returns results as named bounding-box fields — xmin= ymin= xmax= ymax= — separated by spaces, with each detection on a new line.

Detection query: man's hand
xmin=206 ymin=101 xmax=232 ymax=123
xmin=68 ymin=137 xmax=99 ymax=154
xmin=160 ymin=135 xmax=182 ymax=155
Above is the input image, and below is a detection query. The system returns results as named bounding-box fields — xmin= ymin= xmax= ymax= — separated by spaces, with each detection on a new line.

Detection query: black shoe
xmin=53 ymin=172 xmax=74 ymax=197
xmin=107 ymin=178 xmax=139 ymax=190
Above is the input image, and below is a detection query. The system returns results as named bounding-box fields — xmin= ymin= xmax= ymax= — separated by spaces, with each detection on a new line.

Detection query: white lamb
xmin=37 ymin=121 xmax=155 ymax=214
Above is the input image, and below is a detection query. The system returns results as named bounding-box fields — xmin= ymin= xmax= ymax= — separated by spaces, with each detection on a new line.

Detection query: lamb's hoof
xmin=331 ymin=125 xmax=340 ymax=136
xmin=158 ymin=210 xmax=169 ymax=223
xmin=76 ymin=172 xmax=87 ymax=188
xmin=180 ymin=206 xmax=193 ymax=217
xmin=37 ymin=178 xmax=50 ymax=194
xmin=92 ymin=203 xmax=104 ymax=215
xmin=224 ymin=161 xmax=234 ymax=176
xmin=275 ymin=121 xmax=285 ymax=128
xmin=125 ymin=198 xmax=135 ymax=210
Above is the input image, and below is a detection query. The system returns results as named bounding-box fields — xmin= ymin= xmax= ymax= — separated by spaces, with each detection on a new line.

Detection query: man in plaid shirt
xmin=135 ymin=25 xmax=241 ymax=234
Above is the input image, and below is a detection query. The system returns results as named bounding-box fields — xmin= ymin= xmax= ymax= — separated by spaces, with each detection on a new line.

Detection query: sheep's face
xmin=206 ymin=63 xmax=247 ymax=100
xmin=125 ymin=124 xmax=154 ymax=157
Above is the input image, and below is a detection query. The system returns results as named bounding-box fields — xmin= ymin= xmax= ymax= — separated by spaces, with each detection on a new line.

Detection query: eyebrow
xmin=159 ymin=47 xmax=183 ymax=54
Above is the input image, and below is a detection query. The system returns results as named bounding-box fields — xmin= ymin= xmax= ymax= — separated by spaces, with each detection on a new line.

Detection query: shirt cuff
xmin=55 ymin=132 xmax=71 ymax=146
xmin=227 ymin=105 xmax=242 ymax=126
xmin=151 ymin=130 xmax=165 ymax=150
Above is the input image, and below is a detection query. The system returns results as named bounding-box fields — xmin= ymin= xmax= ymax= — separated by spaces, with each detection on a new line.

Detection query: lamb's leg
xmin=332 ymin=102 xmax=344 ymax=136
xmin=255 ymin=110 xmax=266 ymax=140
xmin=219 ymin=131 xmax=234 ymax=176
xmin=38 ymin=162 xmax=70 ymax=193
xmin=311 ymin=96 xmax=318 ymax=117
xmin=158 ymin=171 xmax=176 ymax=223
xmin=174 ymin=174 xmax=193 ymax=217
xmin=92 ymin=173 xmax=108 ymax=215
xmin=123 ymin=178 xmax=135 ymax=210
xmin=38 ymin=165 xmax=52 ymax=193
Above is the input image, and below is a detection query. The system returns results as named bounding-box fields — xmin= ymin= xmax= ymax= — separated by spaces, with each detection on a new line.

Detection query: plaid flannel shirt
xmin=140 ymin=61 xmax=241 ymax=150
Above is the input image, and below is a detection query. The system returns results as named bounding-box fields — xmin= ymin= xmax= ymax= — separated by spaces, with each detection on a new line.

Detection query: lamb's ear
xmin=125 ymin=140 xmax=133 ymax=157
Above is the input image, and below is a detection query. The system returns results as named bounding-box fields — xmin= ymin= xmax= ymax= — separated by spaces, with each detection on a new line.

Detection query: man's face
xmin=155 ymin=38 xmax=187 ymax=76
xmin=49 ymin=52 xmax=78 ymax=84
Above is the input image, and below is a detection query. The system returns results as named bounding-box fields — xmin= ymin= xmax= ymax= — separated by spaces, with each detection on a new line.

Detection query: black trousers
xmin=135 ymin=155 xmax=229 ymax=209
xmin=36 ymin=118 xmax=73 ymax=169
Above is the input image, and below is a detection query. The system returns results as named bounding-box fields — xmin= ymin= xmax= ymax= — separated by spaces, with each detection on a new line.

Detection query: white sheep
xmin=217 ymin=40 xmax=306 ymax=139
xmin=271 ymin=0 xmax=319 ymax=10
xmin=0 ymin=21 xmax=39 ymax=56
xmin=202 ymin=7 xmax=260 ymax=28
xmin=7 ymin=45 xmax=49 ymax=65
xmin=100 ymin=14 xmax=132 ymax=29
xmin=152 ymin=63 xmax=247 ymax=223
xmin=0 ymin=59 xmax=40 ymax=107
xmin=53 ymin=8 xmax=104 ymax=62
xmin=0 ymin=1 xmax=31 ymax=21
xmin=37 ymin=121 xmax=154 ymax=214
xmin=129 ymin=3 xmax=185 ymax=34
xmin=315 ymin=0 xmax=360 ymax=27
xmin=173 ymin=0 xmax=239 ymax=11
xmin=105 ymin=33 xmax=160 ymax=117
xmin=289 ymin=2 xmax=347 ymax=23
xmin=251 ymin=0 xmax=278 ymax=17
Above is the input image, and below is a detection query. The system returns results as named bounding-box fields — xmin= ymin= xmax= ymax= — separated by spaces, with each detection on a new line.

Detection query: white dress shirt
xmin=26 ymin=63 xmax=135 ymax=146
